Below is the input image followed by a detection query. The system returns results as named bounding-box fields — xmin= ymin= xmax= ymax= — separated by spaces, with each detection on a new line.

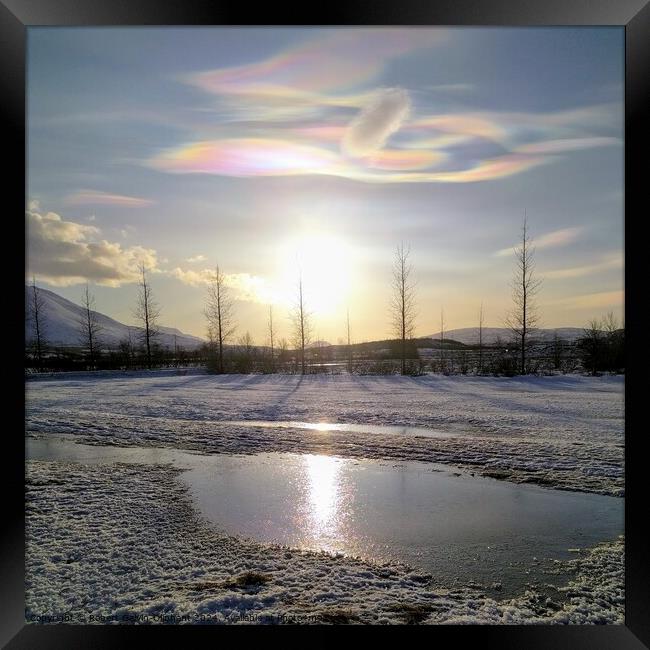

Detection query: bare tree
xmin=478 ymin=302 xmax=485 ymax=374
xmin=278 ymin=337 xmax=289 ymax=366
xmin=290 ymin=271 xmax=312 ymax=374
xmin=346 ymin=307 xmax=353 ymax=373
xmin=580 ymin=318 xmax=603 ymax=376
xmin=133 ymin=262 xmax=161 ymax=369
xmin=602 ymin=312 xmax=619 ymax=337
xmin=237 ymin=331 xmax=255 ymax=373
xmin=267 ymin=305 xmax=275 ymax=372
xmin=506 ymin=216 xmax=542 ymax=374
xmin=439 ymin=308 xmax=445 ymax=371
xmin=602 ymin=311 xmax=622 ymax=372
xmin=205 ymin=323 xmax=217 ymax=365
xmin=27 ymin=277 xmax=47 ymax=371
xmin=390 ymin=243 xmax=417 ymax=375
xmin=77 ymin=284 xmax=104 ymax=368
xmin=204 ymin=265 xmax=236 ymax=374
xmin=551 ymin=330 xmax=563 ymax=372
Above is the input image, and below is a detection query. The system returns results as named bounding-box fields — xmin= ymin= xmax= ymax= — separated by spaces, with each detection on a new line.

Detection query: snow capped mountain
xmin=422 ymin=327 xmax=587 ymax=345
xmin=25 ymin=286 xmax=205 ymax=349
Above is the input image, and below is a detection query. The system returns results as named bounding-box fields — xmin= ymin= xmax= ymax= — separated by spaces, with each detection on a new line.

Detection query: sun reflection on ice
xmin=304 ymin=454 xmax=343 ymax=541
xmin=312 ymin=422 xmax=333 ymax=432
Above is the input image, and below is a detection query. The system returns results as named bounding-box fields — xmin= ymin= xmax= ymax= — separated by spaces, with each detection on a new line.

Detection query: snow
xmin=25 ymin=371 xmax=624 ymax=624
xmin=26 ymin=372 xmax=624 ymax=496
xmin=25 ymin=460 xmax=624 ymax=625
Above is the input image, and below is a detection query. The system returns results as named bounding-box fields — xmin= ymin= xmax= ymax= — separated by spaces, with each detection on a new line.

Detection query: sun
xmin=275 ymin=232 xmax=354 ymax=316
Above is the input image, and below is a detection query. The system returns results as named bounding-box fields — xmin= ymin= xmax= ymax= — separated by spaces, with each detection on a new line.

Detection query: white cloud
xmin=544 ymin=253 xmax=622 ymax=279
xmin=170 ymin=267 xmax=279 ymax=304
xmin=186 ymin=254 xmax=207 ymax=264
xmin=496 ymin=227 xmax=583 ymax=257
xmin=514 ymin=137 xmax=620 ymax=155
xmin=169 ymin=267 xmax=212 ymax=286
xmin=342 ymin=88 xmax=411 ymax=157
xmin=26 ymin=209 xmax=159 ymax=287
xmin=552 ymin=290 xmax=623 ymax=310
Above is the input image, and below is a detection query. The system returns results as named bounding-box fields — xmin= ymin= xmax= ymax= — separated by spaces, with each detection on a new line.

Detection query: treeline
xmin=24 ymin=343 xmax=204 ymax=373
xmin=24 ymin=325 xmax=623 ymax=377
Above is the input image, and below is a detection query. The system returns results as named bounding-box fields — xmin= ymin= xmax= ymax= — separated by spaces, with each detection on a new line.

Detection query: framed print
xmin=2 ymin=0 xmax=649 ymax=646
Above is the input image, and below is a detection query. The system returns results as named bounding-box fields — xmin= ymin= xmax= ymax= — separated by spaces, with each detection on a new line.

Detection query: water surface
xmin=27 ymin=436 xmax=622 ymax=598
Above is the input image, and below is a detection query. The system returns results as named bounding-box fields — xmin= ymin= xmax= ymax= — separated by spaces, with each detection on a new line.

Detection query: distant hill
xmin=422 ymin=327 xmax=587 ymax=345
xmin=25 ymin=286 xmax=205 ymax=350
xmin=306 ymin=340 xmax=332 ymax=349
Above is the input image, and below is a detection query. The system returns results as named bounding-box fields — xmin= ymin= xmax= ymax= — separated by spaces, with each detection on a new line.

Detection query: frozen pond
xmin=27 ymin=437 xmax=623 ymax=598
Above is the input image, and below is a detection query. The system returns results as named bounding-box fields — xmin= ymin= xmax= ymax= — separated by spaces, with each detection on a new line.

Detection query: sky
xmin=26 ymin=27 xmax=624 ymax=343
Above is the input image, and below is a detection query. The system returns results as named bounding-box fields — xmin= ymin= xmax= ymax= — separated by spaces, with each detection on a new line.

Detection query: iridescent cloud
xmin=157 ymin=31 xmax=621 ymax=187
xmin=148 ymin=140 xmax=544 ymax=184
xmin=65 ymin=190 xmax=155 ymax=208
xmin=149 ymin=139 xmax=338 ymax=177
xmin=365 ymin=149 xmax=445 ymax=171
xmin=514 ymin=137 xmax=620 ymax=155
xmin=496 ymin=227 xmax=583 ymax=257
xmin=186 ymin=29 xmax=446 ymax=99
xmin=409 ymin=114 xmax=508 ymax=145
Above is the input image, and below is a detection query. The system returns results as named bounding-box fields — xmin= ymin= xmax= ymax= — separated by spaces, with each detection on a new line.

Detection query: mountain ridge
xmin=422 ymin=327 xmax=588 ymax=345
xmin=25 ymin=286 xmax=205 ymax=349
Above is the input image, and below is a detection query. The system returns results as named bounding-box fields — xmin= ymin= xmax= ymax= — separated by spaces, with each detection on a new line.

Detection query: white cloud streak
xmin=342 ymin=88 xmax=411 ymax=157
xmin=496 ymin=227 xmax=583 ymax=257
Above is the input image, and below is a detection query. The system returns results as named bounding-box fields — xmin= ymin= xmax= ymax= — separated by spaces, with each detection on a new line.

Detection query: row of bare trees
xmin=389 ymin=216 xmax=542 ymax=375
xmin=202 ymin=264 xmax=315 ymax=374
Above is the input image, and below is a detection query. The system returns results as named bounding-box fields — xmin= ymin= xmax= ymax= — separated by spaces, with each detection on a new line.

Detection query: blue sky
xmin=27 ymin=27 xmax=624 ymax=342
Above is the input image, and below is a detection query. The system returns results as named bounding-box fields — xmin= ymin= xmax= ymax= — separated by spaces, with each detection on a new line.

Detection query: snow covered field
xmin=26 ymin=371 xmax=625 ymax=496
xmin=24 ymin=371 xmax=625 ymax=624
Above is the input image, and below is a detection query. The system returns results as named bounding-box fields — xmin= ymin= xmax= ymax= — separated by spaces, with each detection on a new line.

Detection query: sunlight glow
xmin=275 ymin=232 xmax=354 ymax=316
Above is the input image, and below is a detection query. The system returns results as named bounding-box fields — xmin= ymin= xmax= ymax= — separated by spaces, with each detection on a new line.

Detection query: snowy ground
xmin=25 ymin=460 xmax=624 ymax=625
xmin=26 ymin=371 xmax=625 ymax=496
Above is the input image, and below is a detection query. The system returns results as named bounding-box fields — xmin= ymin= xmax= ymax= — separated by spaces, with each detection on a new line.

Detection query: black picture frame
xmin=3 ymin=1 xmax=648 ymax=646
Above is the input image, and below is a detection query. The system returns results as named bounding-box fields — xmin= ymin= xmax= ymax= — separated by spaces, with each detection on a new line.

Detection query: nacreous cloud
xmin=148 ymin=140 xmax=545 ymax=184
xmin=342 ymin=88 xmax=411 ymax=157
xmin=186 ymin=29 xmax=445 ymax=100
xmin=65 ymin=190 xmax=154 ymax=208
xmin=495 ymin=226 xmax=583 ymax=257
xmin=27 ymin=209 xmax=158 ymax=287
xmin=149 ymin=139 xmax=338 ymax=177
